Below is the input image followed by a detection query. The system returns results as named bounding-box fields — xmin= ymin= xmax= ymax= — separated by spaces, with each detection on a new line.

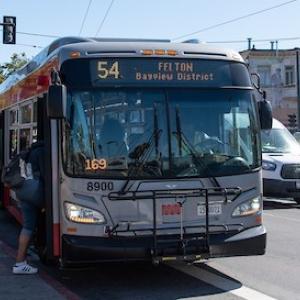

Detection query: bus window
xmin=9 ymin=110 xmax=18 ymax=126
xmin=9 ymin=129 xmax=18 ymax=158
xmin=20 ymin=104 xmax=32 ymax=124
xmin=19 ymin=128 xmax=31 ymax=151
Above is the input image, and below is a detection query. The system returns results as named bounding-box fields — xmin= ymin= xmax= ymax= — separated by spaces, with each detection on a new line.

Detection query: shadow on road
xmin=41 ymin=261 xmax=242 ymax=300
xmin=0 ymin=208 xmax=242 ymax=300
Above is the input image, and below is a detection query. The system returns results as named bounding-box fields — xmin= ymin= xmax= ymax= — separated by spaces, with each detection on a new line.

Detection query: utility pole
xmin=247 ymin=38 xmax=252 ymax=50
xmin=1 ymin=16 xmax=16 ymax=44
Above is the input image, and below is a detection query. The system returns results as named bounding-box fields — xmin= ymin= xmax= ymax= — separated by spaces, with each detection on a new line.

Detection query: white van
xmin=261 ymin=119 xmax=300 ymax=204
xmin=294 ymin=131 xmax=300 ymax=144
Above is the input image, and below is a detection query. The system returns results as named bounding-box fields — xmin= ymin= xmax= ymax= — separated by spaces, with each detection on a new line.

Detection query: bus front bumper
xmin=61 ymin=225 xmax=266 ymax=265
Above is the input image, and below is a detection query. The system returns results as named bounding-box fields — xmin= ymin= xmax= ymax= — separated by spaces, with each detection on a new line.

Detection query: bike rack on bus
xmin=108 ymin=187 xmax=241 ymax=263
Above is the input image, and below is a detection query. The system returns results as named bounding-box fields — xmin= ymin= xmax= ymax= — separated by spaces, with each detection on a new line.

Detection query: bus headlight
xmin=262 ymin=160 xmax=276 ymax=171
xmin=64 ymin=202 xmax=106 ymax=224
xmin=232 ymin=197 xmax=261 ymax=217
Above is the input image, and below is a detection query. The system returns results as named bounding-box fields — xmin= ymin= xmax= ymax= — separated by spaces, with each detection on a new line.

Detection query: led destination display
xmin=61 ymin=58 xmax=251 ymax=88
xmin=90 ymin=58 xmax=250 ymax=87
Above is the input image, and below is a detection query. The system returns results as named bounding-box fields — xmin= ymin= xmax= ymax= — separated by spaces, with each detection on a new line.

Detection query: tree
xmin=0 ymin=53 xmax=29 ymax=84
xmin=0 ymin=71 xmax=5 ymax=83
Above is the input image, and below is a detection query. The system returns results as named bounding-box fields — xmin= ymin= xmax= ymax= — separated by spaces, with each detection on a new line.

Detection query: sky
xmin=1 ymin=0 xmax=300 ymax=63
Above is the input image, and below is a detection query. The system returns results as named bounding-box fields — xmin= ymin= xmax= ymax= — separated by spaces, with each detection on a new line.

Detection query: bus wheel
xmin=294 ymin=198 xmax=300 ymax=204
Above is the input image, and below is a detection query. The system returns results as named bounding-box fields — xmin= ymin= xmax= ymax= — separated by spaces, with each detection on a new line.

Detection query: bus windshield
xmin=63 ymin=88 xmax=260 ymax=178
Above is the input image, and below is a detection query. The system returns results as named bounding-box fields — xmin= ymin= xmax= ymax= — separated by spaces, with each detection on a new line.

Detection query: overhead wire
xmin=0 ymin=0 xmax=299 ymax=50
xmin=16 ymin=31 xmax=59 ymax=39
xmin=78 ymin=0 xmax=93 ymax=36
xmin=172 ymin=0 xmax=298 ymax=41
xmin=0 ymin=29 xmax=45 ymax=48
xmin=2 ymin=22 xmax=300 ymax=47
xmin=95 ymin=0 xmax=115 ymax=37
xmin=2 ymin=26 xmax=300 ymax=46
xmin=15 ymin=43 xmax=44 ymax=49
xmin=0 ymin=28 xmax=59 ymax=39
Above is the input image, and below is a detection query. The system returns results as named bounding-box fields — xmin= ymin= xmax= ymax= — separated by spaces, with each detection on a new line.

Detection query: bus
xmin=0 ymin=37 xmax=272 ymax=266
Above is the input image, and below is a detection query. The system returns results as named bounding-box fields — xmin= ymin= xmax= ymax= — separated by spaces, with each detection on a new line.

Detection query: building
xmin=240 ymin=46 xmax=300 ymax=130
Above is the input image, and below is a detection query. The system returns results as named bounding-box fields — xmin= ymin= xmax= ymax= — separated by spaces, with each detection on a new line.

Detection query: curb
xmin=0 ymin=240 xmax=81 ymax=300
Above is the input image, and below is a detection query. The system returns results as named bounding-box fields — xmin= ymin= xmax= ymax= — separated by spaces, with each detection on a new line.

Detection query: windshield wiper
xmin=127 ymin=128 xmax=163 ymax=174
xmin=119 ymin=104 xmax=162 ymax=193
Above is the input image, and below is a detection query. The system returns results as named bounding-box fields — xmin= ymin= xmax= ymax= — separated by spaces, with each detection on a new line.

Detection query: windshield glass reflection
xmin=63 ymin=88 xmax=260 ymax=178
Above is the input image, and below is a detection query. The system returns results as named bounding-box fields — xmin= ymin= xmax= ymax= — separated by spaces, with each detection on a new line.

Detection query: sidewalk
xmin=0 ymin=240 xmax=78 ymax=300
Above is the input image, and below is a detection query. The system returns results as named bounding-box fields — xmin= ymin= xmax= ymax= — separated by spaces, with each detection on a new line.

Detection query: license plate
xmin=296 ymin=181 xmax=300 ymax=190
xmin=197 ymin=204 xmax=222 ymax=216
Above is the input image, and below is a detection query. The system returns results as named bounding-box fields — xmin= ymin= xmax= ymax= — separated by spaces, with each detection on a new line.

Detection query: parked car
xmin=261 ymin=119 xmax=300 ymax=204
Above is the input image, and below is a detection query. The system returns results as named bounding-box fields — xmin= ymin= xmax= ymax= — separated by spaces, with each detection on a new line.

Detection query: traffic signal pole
xmin=1 ymin=16 xmax=16 ymax=44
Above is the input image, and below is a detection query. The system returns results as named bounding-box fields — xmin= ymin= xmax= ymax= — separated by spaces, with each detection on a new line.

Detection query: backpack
xmin=1 ymin=150 xmax=33 ymax=189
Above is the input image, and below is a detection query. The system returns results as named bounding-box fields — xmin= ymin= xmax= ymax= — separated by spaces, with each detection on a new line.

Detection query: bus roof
xmin=0 ymin=37 xmax=244 ymax=109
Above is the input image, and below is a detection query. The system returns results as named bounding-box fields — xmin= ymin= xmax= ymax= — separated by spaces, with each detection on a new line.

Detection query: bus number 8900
xmin=87 ymin=181 xmax=114 ymax=191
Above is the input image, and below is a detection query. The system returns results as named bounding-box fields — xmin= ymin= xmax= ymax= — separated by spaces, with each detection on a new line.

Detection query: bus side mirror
xmin=258 ymin=100 xmax=272 ymax=130
xmin=47 ymin=85 xmax=66 ymax=119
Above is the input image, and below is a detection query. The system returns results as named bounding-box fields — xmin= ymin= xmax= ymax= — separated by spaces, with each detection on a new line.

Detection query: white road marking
xmin=169 ymin=262 xmax=277 ymax=300
xmin=264 ymin=212 xmax=300 ymax=223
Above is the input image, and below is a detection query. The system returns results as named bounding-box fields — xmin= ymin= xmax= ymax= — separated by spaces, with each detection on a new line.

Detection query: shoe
xmin=13 ymin=262 xmax=38 ymax=274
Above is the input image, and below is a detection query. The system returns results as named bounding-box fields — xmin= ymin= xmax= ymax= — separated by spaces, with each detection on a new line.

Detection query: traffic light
xmin=3 ymin=16 xmax=16 ymax=44
xmin=288 ymin=114 xmax=297 ymax=130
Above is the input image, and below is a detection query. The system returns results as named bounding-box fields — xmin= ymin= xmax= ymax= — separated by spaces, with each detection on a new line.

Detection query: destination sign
xmin=89 ymin=58 xmax=251 ymax=87
xmin=61 ymin=58 xmax=251 ymax=88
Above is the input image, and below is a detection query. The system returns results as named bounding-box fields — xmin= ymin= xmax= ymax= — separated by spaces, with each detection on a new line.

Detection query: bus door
xmin=38 ymin=94 xmax=60 ymax=262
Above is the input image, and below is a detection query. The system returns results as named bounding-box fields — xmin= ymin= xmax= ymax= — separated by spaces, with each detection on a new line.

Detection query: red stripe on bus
xmin=53 ymin=223 xmax=60 ymax=257
xmin=0 ymin=58 xmax=59 ymax=110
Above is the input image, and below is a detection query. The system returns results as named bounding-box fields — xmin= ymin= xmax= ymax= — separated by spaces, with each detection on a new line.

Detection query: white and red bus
xmin=0 ymin=37 xmax=272 ymax=266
